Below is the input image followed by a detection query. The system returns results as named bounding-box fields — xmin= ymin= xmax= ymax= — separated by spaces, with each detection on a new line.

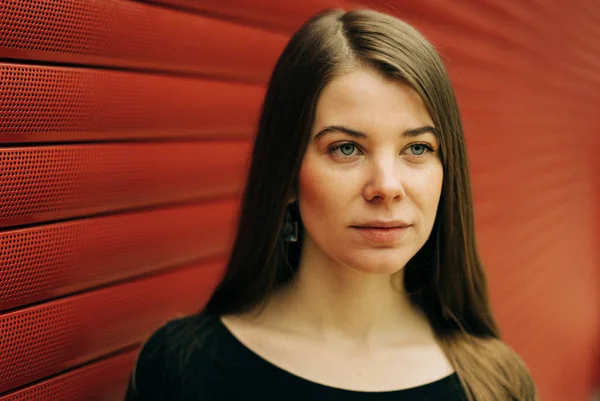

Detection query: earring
xmin=281 ymin=210 xmax=298 ymax=243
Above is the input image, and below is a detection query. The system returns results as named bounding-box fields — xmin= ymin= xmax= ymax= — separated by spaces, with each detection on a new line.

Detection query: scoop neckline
xmin=215 ymin=314 xmax=459 ymax=395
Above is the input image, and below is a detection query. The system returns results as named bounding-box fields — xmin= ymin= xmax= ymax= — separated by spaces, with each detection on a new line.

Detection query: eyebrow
xmin=313 ymin=124 xmax=438 ymax=141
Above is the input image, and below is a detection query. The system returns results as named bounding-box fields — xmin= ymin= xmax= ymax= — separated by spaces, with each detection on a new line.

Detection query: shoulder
xmin=125 ymin=312 xmax=222 ymax=400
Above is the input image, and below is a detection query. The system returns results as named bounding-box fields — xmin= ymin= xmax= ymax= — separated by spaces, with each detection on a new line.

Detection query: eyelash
xmin=327 ymin=142 xmax=436 ymax=159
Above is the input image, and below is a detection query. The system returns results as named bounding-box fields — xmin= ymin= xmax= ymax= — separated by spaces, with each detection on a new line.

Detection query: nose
xmin=362 ymin=154 xmax=406 ymax=204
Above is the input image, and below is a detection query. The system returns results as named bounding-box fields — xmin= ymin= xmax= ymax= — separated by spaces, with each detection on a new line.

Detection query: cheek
xmin=297 ymin=158 xmax=330 ymax=220
xmin=297 ymin=154 xmax=355 ymax=227
xmin=414 ymin=164 xmax=443 ymax=218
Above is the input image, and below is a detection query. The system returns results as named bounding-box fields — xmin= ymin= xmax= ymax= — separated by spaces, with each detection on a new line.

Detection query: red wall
xmin=1 ymin=1 xmax=599 ymax=400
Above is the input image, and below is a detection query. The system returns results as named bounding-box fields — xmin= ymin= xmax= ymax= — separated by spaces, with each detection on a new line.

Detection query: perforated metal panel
xmin=0 ymin=260 xmax=225 ymax=394
xmin=0 ymin=0 xmax=287 ymax=81
xmin=0 ymin=350 xmax=137 ymax=401
xmin=0 ymin=142 xmax=250 ymax=228
xmin=1 ymin=199 xmax=239 ymax=311
xmin=0 ymin=63 xmax=264 ymax=143
xmin=144 ymin=0 xmax=347 ymax=32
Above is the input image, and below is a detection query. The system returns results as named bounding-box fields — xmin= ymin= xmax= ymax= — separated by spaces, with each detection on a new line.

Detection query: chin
xmin=342 ymin=251 xmax=413 ymax=276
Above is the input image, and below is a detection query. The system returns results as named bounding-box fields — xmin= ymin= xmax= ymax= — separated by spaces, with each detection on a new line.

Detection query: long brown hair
xmin=204 ymin=8 xmax=537 ymax=401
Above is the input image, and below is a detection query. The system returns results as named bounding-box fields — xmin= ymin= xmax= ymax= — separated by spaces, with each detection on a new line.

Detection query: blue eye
xmin=329 ymin=142 xmax=360 ymax=158
xmin=411 ymin=144 xmax=426 ymax=155
xmin=409 ymin=144 xmax=433 ymax=156
xmin=339 ymin=143 xmax=356 ymax=156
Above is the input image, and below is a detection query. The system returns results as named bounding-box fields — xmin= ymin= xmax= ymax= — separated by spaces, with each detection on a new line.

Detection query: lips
xmin=351 ymin=225 xmax=410 ymax=243
xmin=351 ymin=221 xmax=410 ymax=229
xmin=354 ymin=225 xmax=407 ymax=229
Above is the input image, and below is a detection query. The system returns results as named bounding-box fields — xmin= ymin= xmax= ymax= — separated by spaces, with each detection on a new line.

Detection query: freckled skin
xmin=297 ymin=66 xmax=443 ymax=276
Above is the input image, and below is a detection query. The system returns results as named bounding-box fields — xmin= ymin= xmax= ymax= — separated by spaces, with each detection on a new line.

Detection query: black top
xmin=125 ymin=313 xmax=468 ymax=400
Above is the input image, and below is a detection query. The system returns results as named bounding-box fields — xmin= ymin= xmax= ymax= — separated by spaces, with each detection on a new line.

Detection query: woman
xmin=126 ymin=8 xmax=537 ymax=401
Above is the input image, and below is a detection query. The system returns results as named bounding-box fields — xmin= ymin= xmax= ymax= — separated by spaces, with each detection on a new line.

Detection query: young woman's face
xmin=296 ymin=66 xmax=443 ymax=275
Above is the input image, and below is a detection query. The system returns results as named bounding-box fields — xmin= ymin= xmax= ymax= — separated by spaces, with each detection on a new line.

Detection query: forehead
xmin=313 ymin=67 xmax=433 ymax=134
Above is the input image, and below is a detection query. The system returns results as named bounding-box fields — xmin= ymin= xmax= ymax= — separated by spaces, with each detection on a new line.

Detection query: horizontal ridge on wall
xmin=0 ymin=63 xmax=264 ymax=143
xmin=0 ymin=141 xmax=251 ymax=228
xmin=142 ymin=0 xmax=347 ymax=33
xmin=0 ymin=350 xmax=137 ymax=401
xmin=0 ymin=260 xmax=225 ymax=394
xmin=0 ymin=0 xmax=288 ymax=82
xmin=1 ymin=199 xmax=239 ymax=311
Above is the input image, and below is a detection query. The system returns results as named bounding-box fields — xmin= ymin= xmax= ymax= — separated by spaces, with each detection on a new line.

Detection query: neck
xmin=263 ymin=239 xmax=431 ymax=346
